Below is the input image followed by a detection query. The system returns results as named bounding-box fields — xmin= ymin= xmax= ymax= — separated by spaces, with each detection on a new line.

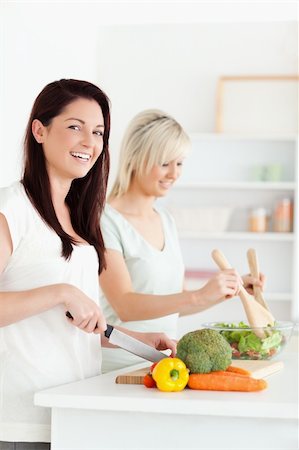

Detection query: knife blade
xmin=104 ymin=324 xmax=166 ymax=363
xmin=65 ymin=311 xmax=166 ymax=363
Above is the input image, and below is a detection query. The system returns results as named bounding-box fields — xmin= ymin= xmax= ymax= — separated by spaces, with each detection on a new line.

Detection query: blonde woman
xmin=99 ymin=109 xmax=264 ymax=372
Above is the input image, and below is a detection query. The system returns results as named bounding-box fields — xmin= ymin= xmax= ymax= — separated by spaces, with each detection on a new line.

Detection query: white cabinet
xmin=160 ymin=133 xmax=298 ymax=328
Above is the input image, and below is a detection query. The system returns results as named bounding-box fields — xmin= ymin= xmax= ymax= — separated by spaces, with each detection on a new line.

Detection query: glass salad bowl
xmin=201 ymin=321 xmax=295 ymax=360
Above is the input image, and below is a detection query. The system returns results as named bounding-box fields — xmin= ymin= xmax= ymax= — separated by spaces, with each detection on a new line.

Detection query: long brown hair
xmin=22 ymin=79 xmax=110 ymax=273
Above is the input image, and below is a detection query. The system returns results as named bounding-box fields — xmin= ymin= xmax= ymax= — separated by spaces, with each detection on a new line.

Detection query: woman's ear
xmin=32 ymin=119 xmax=46 ymax=144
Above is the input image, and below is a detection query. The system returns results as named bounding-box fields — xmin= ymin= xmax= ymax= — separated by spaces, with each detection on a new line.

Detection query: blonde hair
xmin=109 ymin=109 xmax=191 ymax=198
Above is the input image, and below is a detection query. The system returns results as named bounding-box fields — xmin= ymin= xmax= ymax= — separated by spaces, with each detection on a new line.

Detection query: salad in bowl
xmin=201 ymin=321 xmax=294 ymax=360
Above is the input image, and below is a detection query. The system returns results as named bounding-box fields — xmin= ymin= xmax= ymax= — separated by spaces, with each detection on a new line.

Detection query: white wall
xmin=1 ymin=2 xmax=102 ymax=185
xmin=1 ymin=1 xmax=298 ymax=187
xmin=96 ymin=21 xmax=298 ymax=187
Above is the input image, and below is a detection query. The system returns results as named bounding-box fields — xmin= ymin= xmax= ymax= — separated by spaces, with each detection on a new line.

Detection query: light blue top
xmin=100 ymin=203 xmax=185 ymax=372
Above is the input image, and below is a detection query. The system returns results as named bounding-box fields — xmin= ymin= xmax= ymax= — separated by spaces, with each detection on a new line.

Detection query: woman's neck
xmin=49 ymin=175 xmax=72 ymax=208
xmin=110 ymin=189 xmax=156 ymax=219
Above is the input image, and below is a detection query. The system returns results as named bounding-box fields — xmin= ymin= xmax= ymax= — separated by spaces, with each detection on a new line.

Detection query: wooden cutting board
xmin=115 ymin=360 xmax=284 ymax=384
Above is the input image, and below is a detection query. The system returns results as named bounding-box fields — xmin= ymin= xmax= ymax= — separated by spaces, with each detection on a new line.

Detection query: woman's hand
xmin=129 ymin=330 xmax=177 ymax=357
xmin=242 ymin=273 xmax=266 ymax=295
xmin=61 ymin=284 xmax=107 ymax=334
xmin=197 ymin=269 xmax=244 ymax=304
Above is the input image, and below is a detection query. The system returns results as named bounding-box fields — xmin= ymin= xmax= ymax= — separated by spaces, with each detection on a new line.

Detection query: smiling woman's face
xmin=32 ymin=97 xmax=104 ymax=183
xmin=134 ymin=158 xmax=184 ymax=198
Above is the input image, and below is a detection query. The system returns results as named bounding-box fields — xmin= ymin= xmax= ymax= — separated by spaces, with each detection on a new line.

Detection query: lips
xmin=159 ymin=181 xmax=172 ymax=189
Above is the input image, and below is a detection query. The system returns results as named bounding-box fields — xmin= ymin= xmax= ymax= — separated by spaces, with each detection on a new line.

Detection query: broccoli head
xmin=176 ymin=328 xmax=232 ymax=373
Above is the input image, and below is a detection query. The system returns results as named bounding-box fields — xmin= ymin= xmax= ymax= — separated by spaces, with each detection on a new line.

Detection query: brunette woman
xmin=0 ymin=80 xmax=175 ymax=450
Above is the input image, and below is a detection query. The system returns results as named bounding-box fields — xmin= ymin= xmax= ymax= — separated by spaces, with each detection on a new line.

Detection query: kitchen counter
xmin=35 ymin=336 xmax=298 ymax=450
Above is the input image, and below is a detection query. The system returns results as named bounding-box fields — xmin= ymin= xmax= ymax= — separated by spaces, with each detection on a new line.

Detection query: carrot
xmin=188 ymin=373 xmax=267 ymax=392
xmin=207 ymin=370 xmax=247 ymax=377
xmin=226 ymin=365 xmax=251 ymax=376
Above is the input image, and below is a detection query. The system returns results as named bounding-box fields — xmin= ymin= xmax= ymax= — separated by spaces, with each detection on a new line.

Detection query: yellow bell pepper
xmin=152 ymin=357 xmax=189 ymax=392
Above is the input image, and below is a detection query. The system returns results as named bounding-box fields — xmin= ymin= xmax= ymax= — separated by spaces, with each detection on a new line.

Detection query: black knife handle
xmin=104 ymin=324 xmax=114 ymax=338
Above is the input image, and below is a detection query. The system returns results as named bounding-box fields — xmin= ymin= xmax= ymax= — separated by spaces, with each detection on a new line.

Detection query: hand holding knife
xmin=66 ymin=311 xmax=169 ymax=362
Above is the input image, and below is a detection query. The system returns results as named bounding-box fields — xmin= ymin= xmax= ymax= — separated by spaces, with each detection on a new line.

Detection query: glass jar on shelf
xmin=273 ymin=198 xmax=293 ymax=232
xmin=249 ymin=208 xmax=269 ymax=233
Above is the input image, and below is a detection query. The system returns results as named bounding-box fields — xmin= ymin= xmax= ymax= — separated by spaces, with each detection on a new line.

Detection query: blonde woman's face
xmin=136 ymin=157 xmax=184 ymax=197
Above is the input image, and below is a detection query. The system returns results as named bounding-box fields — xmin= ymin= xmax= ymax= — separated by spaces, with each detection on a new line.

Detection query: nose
xmin=81 ymin=130 xmax=95 ymax=148
xmin=167 ymin=162 xmax=180 ymax=180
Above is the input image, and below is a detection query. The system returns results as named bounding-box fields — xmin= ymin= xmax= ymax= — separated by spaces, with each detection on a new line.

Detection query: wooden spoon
xmin=247 ymin=248 xmax=270 ymax=312
xmin=211 ymin=249 xmax=275 ymax=338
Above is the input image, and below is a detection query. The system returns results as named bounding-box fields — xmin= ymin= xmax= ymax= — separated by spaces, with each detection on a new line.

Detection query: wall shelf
xmin=266 ymin=293 xmax=293 ymax=302
xmin=178 ymin=231 xmax=295 ymax=241
xmin=174 ymin=182 xmax=296 ymax=190
xmin=189 ymin=132 xmax=298 ymax=142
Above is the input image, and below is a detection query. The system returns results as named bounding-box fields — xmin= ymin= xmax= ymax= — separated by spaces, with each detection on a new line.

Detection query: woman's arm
xmin=0 ymin=284 xmax=107 ymax=333
xmin=0 ymin=213 xmax=106 ymax=332
xmin=99 ymin=249 xmax=243 ymax=321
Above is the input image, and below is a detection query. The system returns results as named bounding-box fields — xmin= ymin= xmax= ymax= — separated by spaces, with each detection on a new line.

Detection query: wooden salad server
xmin=211 ymin=249 xmax=275 ymax=338
xmin=247 ymin=248 xmax=270 ymax=312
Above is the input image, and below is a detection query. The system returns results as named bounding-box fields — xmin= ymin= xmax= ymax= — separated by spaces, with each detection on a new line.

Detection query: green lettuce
xmin=238 ymin=333 xmax=262 ymax=353
xmin=215 ymin=321 xmax=282 ymax=359
xmin=261 ymin=331 xmax=282 ymax=350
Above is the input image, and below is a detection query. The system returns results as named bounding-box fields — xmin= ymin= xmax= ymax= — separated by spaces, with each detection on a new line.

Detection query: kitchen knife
xmin=104 ymin=324 xmax=167 ymax=363
xmin=65 ymin=311 xmax=166 ymax=363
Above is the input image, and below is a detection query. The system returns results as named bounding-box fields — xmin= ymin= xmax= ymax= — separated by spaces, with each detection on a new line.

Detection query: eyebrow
xmin=64 ymin=117 xmax=104 ymax=128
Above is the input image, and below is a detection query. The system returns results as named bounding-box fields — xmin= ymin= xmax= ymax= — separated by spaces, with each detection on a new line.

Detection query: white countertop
xmin=35 ymin=336 xmax=298 ymax=421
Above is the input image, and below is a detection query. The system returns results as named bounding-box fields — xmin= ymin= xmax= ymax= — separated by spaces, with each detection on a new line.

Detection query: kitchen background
xmin=1 ymin=1 xmax=298 ymax=337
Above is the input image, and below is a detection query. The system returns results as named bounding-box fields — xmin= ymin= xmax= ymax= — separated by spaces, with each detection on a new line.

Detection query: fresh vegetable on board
xmin=188 ymin=371 xmax=267 ymax=392
xmin=226 ymin=365 xmax=251 ymax=376
xmin=143 ymin=362 xmax=159 ymax=388
xmin=143 ymin=374 xmax=156 ymax=388
xmin=216 ymin=322 xmax=283 ymax=360
xmin=152 ymin=357 xmax=189 ymax=392
xmin=142 ymin=332 xmax=267 ymax=392
xmin=176 ymin=328 xmax=232 ymax=373
xmin=143 ymin=357 xmax=267 ymax=392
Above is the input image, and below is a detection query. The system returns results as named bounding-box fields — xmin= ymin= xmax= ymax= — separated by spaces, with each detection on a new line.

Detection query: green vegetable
xmin=261 ymin=332 xmax=282 ymax=350
xmin=238 ymin=333 xmax=262 ymax=353
xmin=215 ymin=322 xmax=283 ymax=360
xmin=176 ymin=328 xmax=232 ymax=374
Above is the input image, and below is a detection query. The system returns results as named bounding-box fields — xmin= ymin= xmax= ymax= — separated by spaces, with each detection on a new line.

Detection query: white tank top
xmin=0 ymin=182 xmax=102 ymax=442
